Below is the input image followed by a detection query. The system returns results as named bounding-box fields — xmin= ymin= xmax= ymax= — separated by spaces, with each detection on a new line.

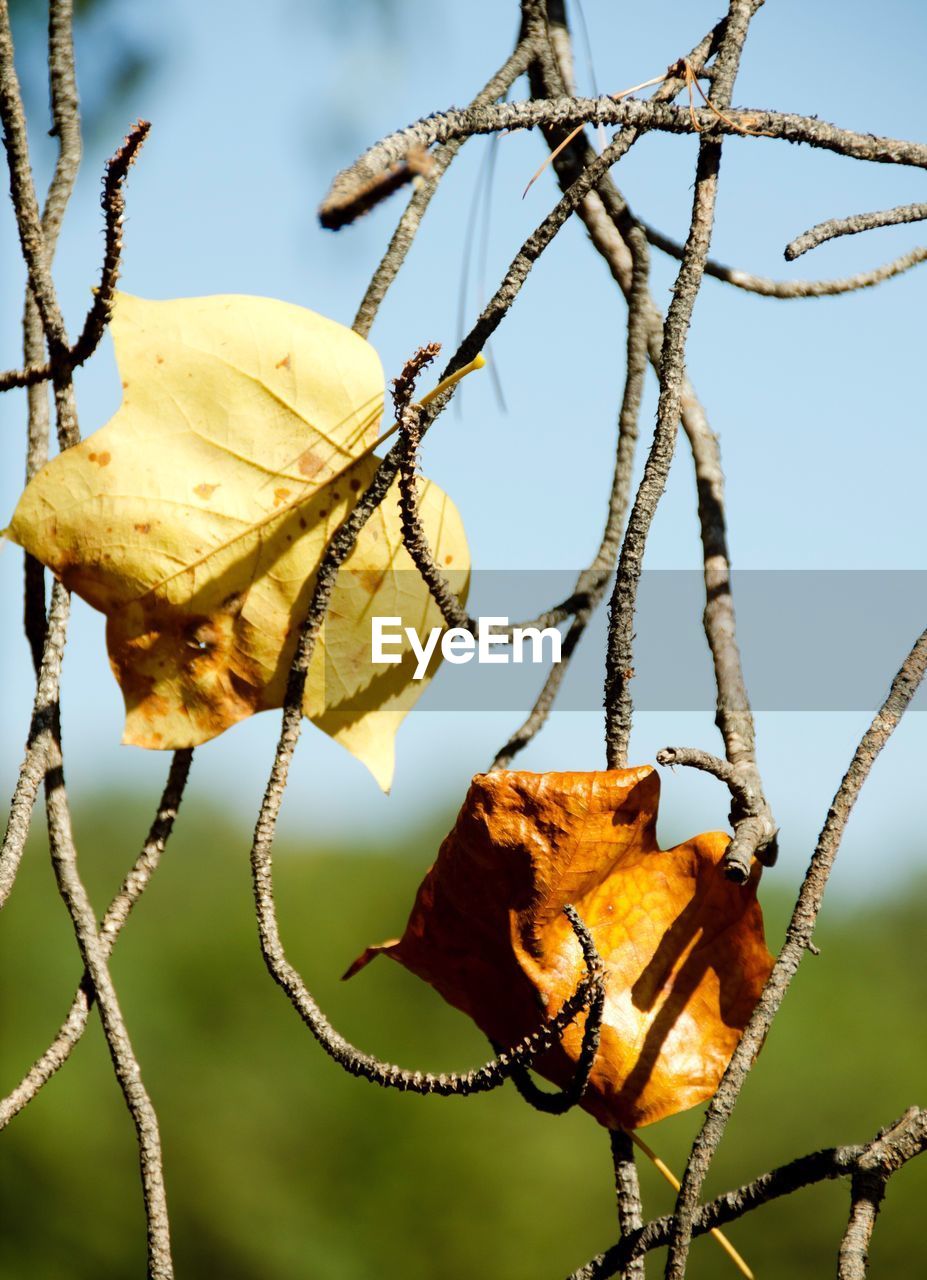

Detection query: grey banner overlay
xmin=326 ymin=570 xmax=926 ymax=713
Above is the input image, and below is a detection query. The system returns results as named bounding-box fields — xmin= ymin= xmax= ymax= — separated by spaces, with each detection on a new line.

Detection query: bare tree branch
xmin=2 ymin=8 xmax=179 ymax=1274
xmin=836 ymin=1108 xmax=927 ymax=1280
xmin=531 ymin=3 xmax=776 ymax=874
xmin=0 ymin=579 xmax=70 ymax=910
xmin=0 ymin=749 xmax=193 ymax=1131
xmin=44 ymin=750 xmax=174 ymax=1278
xmin=21 ymin=0 xmax=80 ymax=474
xmin=351 ymin=31 xmax=541 ymax=336
xmin=0 ymin=1 xmax=76 ymax=444
xmin=0 ymin=119 xmax=150 ymax=394
xmin=642 ymin=219 xmax=927 ymax=297
xmin=605 ymin=0 xmax=760 ymax=769
xmin=664 ymin=627 xmax=927 ymax=1278
xmin=395 ymin=345 xmax=473 ymax=632
xmin=786 ymin=200 xmax=927 ymax=260
xmin=490 ymin=203 xmax=651 ymax=769
xmin=610 ymin=1129 xmax=646 ymax=1280
xmin=321 ymin=98 xmax=927 ymax=221
xmin=567 ymin=1108 xmax=927 ymax=1279
xmin=497 ymin=906 xmax=606 ymax=1116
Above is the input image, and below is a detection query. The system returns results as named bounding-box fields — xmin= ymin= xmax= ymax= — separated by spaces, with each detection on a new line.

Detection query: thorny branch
xmin=0 ymin=119 xmax=150 ymax=393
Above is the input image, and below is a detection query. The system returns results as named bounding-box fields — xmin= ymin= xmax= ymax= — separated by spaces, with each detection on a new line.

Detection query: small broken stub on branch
xmin=319 ymin=148 xmax=436 ymax=230
xmin=347 ymin=767 xmax=774 ymax=1129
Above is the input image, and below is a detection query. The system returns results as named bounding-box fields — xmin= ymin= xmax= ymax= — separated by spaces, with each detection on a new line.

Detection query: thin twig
xmin=671 ymin=344 xmax=779 ymax=875
xmin=656 ymin=746 xmax=758 ymax=814
xmin=532 ymin=3 xmax=776 ymax=873
xmin=351 ymin=31 xmax=541 ymax=337
xmin=19 ymin=0 xmax=81 ymax=673
xmin=642 ymin=219 xmax=927 ymax=297
xmin=355 ymin=1 xmax=755 ymax=665
xmin=44 ymin=748 xmax=174 ymax=1278
xmin=490 ymin=209 xmax=651 ymax=768
xmin=69 ymin=119 xmax=150 ymax=362
xmin=837 ymin=1173 xmax=884 ymax=1280
xmin=610 ymin=1129 xmax=646 ymax=1280
xmin=21 ymin=0 xmax=80 ymax=472
xmin=502 ymin=981 xmax=604 ymax=1114
xmin=249 ymin=333 xmax=611 ymax=1093
xmin=835 ymin=1108 xmax=927 ymax=1280
xmin=786 ymin=200 xmax=927 ymax=260
xmin=0 ymin=2 xmax=75 ymax=433
xmin=605 ymin=0 xmax=759 ymax=768
xmin=254 ymin=707 xmax=601 ymax=1108
xmin=248 ymin=146 xmax=661 ymax=1025
xmin=4 ymin=9 xmax=179 ymax=1272
xmin=395 ymin=345 xmax=473 ymax=632
xmin=0 ymin=750 xmax=193 ymax=1130
xmin=665 ymin=628 xmax=927 ymax=1278
xmin=0 ymin=119 xmax=150 ymax=394
xmin=496 ymin=904 xmax=605 ymax=1115
xmin=490 ymin=610 xmax=587 ymax=768
xmin=0 ymin=580 xmax=70 ymax=911
xmin=566 ymin=1108 xmax=927 ymax=1279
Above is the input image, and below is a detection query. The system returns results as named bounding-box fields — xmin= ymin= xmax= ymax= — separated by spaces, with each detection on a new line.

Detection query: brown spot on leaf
xmin=297 ymin=449 xmax=324 ymax=479
xmin=275 ymin=353 xmax=291 ymax=370
xmin=273 ymin=487 xmax=292 ymax=507
xmin=299 ymin=517 xmax=307 ymax=530
xmin=350 ymin=478 xmax=361 ymax=492
xmin=194 ymin=483 xmax=219 ymax=499
xmin=96 ymin=451 xmax=111 ymax=467
xmin=444 ymin=555 xmax=453 ymax=565
xmin=156 ymin=355 xmax=165 ymax=364
xmin=134 ymin=523 xmax=151 ymax=534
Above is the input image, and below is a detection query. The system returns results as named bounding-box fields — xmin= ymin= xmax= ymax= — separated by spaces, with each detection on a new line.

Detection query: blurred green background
xmin=1 ymin=793 xmax=924 ymax=1279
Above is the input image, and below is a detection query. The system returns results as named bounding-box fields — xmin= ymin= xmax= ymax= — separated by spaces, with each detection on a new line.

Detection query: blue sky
xmin=2 ymin=0 xmax=925 ymax=897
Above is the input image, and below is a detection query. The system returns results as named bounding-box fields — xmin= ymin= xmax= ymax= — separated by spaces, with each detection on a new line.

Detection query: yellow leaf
xmin=8 ymin=293 xmax=469 ymax=790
